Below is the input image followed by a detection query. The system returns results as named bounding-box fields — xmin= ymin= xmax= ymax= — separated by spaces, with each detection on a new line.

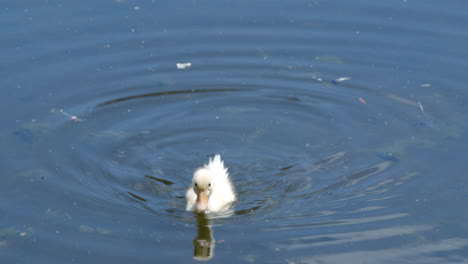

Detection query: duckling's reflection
xmin=192 ymin=213 xmax=215 ymax=261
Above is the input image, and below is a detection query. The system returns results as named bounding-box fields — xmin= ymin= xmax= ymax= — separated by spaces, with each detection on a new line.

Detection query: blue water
xmin=1 ymin=0 xmax=468 ymax=263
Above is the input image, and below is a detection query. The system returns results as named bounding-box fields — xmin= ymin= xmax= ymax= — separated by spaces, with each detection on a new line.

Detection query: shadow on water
xmin=144 ymin=174 xmax=175 ymax=186
xmin=96 ymin=87 xmax=245 ymax=107
xmin=317 ymin=161 xmax=392 ymax=195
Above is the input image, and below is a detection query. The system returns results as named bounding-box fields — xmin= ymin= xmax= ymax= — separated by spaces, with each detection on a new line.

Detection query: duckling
xmin=186 ymin=155 xmax=236 ymax=212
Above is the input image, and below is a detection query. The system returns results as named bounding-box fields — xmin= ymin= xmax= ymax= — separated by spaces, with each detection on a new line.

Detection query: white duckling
xmin=186 ymin=155 xmax=236 ymax=213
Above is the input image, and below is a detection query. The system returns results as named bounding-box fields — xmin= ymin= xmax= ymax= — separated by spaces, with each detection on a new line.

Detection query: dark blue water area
xmin=1 ymin=0 xmax=468 ymax=263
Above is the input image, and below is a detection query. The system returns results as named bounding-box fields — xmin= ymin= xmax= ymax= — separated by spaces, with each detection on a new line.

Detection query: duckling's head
xmin=192 ymin=168 xmax=213 ymax=212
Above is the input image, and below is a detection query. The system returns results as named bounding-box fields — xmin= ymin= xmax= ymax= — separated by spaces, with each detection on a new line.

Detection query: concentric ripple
xmin=37 ymin=10 xmax=428 ymax=226
xmin=40 ymin=71 xmax=412 ymax=227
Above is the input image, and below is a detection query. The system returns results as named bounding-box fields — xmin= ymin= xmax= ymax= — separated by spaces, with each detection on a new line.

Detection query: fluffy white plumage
xmin=186 ymin=155 xmax=236 ymax=212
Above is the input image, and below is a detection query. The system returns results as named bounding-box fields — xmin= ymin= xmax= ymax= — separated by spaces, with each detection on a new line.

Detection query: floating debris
xmin=0 ymin=226 xmax=34 ymax=241
xmin=358 ymin=97 xmax=367 ymax=104
xmin=335 ymin=77 xmax=351 ymax=82
xmin=418 ymin=101 xmax=425 ymax=113
xmin=312 ymin=75 xmax=323 ymax=82
xmin=332 ymin=77 xmax=351 ymax=84
xmin=50 ymin=109 xmax=84 ymax=122
xmin=176 ymin=62 xmax=192 ymax=70
xmin=420 ymin=83 xmax=431 ymax=87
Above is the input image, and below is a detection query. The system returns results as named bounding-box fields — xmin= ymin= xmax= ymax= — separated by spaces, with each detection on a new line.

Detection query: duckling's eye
xmin=194 ymin=183 xmax=198 ymax=187
xmin=208 ymin=183 xmax=211 ymax=187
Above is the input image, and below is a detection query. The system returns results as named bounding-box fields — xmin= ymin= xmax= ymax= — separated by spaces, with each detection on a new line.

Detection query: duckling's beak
xmin=196 ymin=191 xmax=208 ymax=212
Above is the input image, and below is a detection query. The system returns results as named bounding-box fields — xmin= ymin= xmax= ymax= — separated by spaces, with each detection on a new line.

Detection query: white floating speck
xmin=53 ymin=108 xmax=84 ymax=122
xmin=420 ymin=83 xmax=431 ymax=87
xmin=176 ymin=62 xmax=191 ymax=70
xmin=312 ymin=76 xmax=323 ymax=82
xmin=335 ymin=77 xmax=351 ymax=83
xmin=418 ymin=101 xmax=424 ymax=113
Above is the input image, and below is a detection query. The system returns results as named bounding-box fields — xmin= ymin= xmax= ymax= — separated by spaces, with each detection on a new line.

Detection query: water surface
xmin=1 ymin=0 xmax=468 ymax=263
